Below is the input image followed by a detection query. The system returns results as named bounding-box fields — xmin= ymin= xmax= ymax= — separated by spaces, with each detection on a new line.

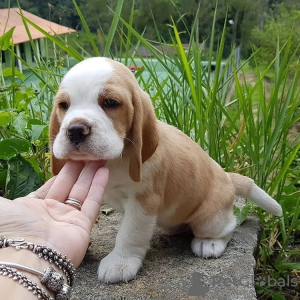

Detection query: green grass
xmin=0 ymin=1 xmax=299 ymax=299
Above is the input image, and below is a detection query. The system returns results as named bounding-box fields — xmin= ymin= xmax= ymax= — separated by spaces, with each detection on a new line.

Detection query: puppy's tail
xmin=227 ymin=173 xmax=283 ymax=217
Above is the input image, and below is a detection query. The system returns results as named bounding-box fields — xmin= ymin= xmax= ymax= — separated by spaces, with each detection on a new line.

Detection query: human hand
xmin=0 ymin=160 xmax=109 ymax=267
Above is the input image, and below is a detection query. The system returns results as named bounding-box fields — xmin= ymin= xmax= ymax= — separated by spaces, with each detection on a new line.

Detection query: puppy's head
xmin=50 ymin=57 xmax=159 ymax=181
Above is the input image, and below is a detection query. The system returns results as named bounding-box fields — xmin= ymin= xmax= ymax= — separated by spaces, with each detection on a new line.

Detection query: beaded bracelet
xmin=0 ymin=261 xmax=71 ymax=299
xmin=0 ymin=264 xmax=53 ymax=300
xmin=0 ymin=236 xmax=75 ymax=286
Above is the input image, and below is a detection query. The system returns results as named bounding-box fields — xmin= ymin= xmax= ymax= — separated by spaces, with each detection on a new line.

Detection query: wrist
xmin=0 ymin=236 xmax=75 ymax=284
xmin=0 ymin=237 xmax=75 ymax=299
xmin=0 ymin=247 xmax=56 ymax=299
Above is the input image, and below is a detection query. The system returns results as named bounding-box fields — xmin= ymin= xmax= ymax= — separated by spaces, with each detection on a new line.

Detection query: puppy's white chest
xmin=103 ymin=160 xmax=135 ymax=212
xmin=103 ymin=159 xmax=153 ymax=213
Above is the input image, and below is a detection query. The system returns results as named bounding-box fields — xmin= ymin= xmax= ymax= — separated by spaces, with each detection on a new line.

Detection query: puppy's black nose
xmin=67 ymin=124 xmax=90 ymax=145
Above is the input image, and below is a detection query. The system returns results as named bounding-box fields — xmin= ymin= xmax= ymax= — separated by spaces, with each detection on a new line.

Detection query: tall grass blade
xmin=104 ymin=0 xmax=124 ymax=57
xmin=72 ymin=0 xmax=100 ymax=56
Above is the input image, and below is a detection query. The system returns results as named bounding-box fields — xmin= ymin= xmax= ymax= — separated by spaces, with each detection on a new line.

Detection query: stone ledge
xmin=72 ymin=209 xmax=261 ymax=300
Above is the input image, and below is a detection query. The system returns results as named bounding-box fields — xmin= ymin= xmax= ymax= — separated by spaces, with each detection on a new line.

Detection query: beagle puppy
xmin=50 ymin=57 xmax=282 ymax=284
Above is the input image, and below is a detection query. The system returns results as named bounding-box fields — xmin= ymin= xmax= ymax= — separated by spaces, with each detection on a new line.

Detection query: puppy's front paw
xmin=97 ymin=251 xmax=142 ymax=283
xmin=191 ymin=237 xmax=229 ymax=258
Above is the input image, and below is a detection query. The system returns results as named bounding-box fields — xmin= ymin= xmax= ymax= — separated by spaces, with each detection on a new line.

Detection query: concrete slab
xmin=72 ymin=205 xmax=261 ymax=300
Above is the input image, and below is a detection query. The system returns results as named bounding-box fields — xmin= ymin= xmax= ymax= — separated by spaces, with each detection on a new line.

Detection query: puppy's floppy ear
xmin=129 ymin=89 xmax=159 ymax=182
xmin=49 ymin=107 xmax=67 ymax=175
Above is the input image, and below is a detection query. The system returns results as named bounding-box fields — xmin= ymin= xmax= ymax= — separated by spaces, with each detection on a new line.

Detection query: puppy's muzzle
xmin=67 ymin=123 xmax=91 ymax=145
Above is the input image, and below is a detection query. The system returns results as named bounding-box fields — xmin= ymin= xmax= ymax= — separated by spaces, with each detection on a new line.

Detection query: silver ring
xmin=64 ymin=198 xmax=83 ymax=210
xmin=27 ymin=193 xmax=40 ymax=199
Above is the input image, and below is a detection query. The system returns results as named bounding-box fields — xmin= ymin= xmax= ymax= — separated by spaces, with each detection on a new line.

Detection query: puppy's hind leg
xmin=190 ymin=210 xmax=236 ymax=258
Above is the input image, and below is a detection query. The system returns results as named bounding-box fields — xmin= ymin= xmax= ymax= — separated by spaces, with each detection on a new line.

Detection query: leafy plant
xmin=0 ymin=13 xmax=57 ymax=198
xmin=250 ymin=3 xmax=300 ymax=72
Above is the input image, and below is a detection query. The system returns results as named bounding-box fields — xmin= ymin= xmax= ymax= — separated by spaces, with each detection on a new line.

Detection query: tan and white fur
xmin=50 ymin=57 xmax=283 ymax=284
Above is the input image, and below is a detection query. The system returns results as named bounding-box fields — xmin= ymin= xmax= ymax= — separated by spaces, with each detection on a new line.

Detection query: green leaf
xmin=19 ymin=13 xmax=83 ymax=61
xmin=2 ymin=67 xmax=25 ymax=79
xmin=27 ymin=119 xmax=48 ymax=141
xmin=271 ymin=294 xmax=287 ymax=300
xmin=72 ymin=0 xmax=100 ymax=56
xmin=12 ymin=111 xmax=27 ymax=136
xmin=104 ymin=0 xmax=124 ymax=57
xmin=171 ymin=20 xmax=198 ymax=115
xmin=276 ymin=262 xmax=300 ymax=271
xmin=280 ymin=192 xmax=300 ymax=213
xmin=0 ymin=111 xmax=13 ymax=126
xmin=234 ymin=204 xmax=252 ymax=226
xmin=0 ymin=138 xmax=31 ymax=159
xmin=269 ymin=142 xmax=300 ymax=194
xmin=14 ymin=90 xmax=27 ymax=104
xmin=31 ymin=125 xmax=48 ymax=141
xmin=6 ymin=154 xmax=40 ymax=199
xmin=26 ymin=158 xmax=42 ymax=178
xmin=0 ymin=164 xmax=7 ymax=191
xmin=0 ymin=27 xmax=15 ymax=50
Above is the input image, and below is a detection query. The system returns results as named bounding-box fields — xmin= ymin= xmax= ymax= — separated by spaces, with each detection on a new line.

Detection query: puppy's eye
xmin=59 ymin=102 xmax=69 ymax=111
xmin=103 ymin=98 xmax=119 ymax=108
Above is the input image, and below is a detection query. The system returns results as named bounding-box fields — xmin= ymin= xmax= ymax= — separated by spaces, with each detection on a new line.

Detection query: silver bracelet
xmin=0 ymin=236 xmax=75 ymax=286
xmin=0 ymin=264 xmax=53 ymax=300
xmin=0 ymin=262 xmax=71 ymax=300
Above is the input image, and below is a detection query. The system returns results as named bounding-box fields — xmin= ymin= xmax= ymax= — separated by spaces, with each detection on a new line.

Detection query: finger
xmin=45 ymin=160 xmax=85 ymax=202
xmin=27 ymin=176 xmax=57 ymax=199
xmin=81 ymin=167 xmax=109 ymax=225
xmin=67 ymin=161 xmax=106 ymax=204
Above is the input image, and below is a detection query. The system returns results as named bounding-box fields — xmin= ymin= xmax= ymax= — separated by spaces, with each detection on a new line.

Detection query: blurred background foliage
xmin=1 ymin=0 xmax=300 ymax=63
